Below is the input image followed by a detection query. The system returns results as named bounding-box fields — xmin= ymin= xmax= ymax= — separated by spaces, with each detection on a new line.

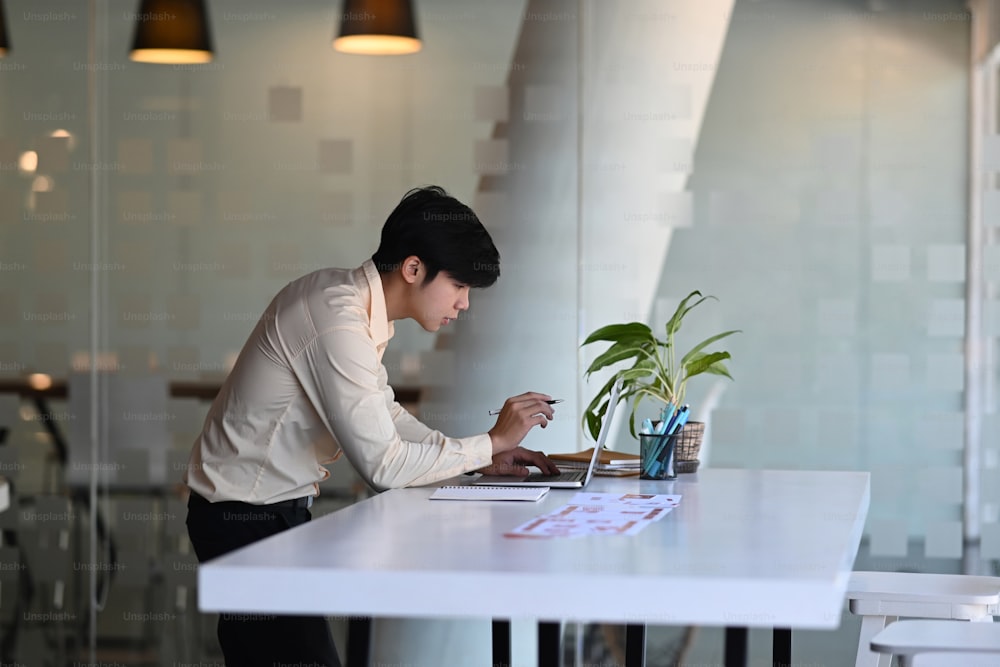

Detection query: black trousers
xmin=186 ymin=492 xmax=342 ymax=667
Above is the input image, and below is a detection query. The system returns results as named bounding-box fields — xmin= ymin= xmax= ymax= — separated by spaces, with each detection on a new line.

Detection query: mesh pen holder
xmin=673 ymin=421 xmax=705 ymax=474
xmin=639 ymin=432 xmax=680 ymax=480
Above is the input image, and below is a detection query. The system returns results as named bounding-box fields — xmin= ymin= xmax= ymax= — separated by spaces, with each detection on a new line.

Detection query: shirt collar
xmin=360 ymin=259 xmax=394 ymax=346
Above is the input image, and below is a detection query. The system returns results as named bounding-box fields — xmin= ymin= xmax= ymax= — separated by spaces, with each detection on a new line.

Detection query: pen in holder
xmin=639 ymin=431 xmax=679 ymax=480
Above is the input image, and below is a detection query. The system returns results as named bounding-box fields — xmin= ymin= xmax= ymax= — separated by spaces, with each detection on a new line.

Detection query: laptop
xmin=473 ymin=379 xmax=622 ymax=489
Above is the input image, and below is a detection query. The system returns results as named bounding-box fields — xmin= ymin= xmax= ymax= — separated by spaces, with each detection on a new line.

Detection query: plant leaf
xmin=581 ymin=374 xmax=618 ymax=440
xmin=613 ymin=358 xmax=658 ymax=383
xmin=704 ymin=359 xmax=734 ymax=380
xmin=685 ymin=350 xmax=732 ymax=377
xmin=581 ymin=291 xmax=740 ymax=442
xmin=665 ymin=291 xmax=710 ymax=338
xmin=584 ymin=340 xmax=658 ymax=377
xmin=678 ymin=329 xmax=741 ymax=368
xmin=584 ymin=375 xmax=618 ymax=414
xmin=584 ymin=406 xmax=603 ymax=442
xmin=632 ymin=385 xmax=668 ymax=406
xmin=581 ymin=322 xmax=653 ymax=347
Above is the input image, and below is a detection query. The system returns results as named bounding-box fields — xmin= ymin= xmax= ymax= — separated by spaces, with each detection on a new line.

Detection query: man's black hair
xmin=371 ymin=185 xmax=500 ymax=288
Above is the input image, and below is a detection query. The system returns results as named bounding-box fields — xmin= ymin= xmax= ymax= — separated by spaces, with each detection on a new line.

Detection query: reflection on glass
xmin=26 ymin=373 xmax=53 ymax=390
xmin=18 ymin=150 xmax=37 ymax=174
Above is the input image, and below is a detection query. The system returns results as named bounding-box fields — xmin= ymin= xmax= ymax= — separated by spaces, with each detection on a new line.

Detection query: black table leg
xmin=32 ymin=396 xmax=68 ymax=464
xmin=625 ymin=624 xmax=646 ymax=667
xmin=493 ymin=619 xmax=511 ymax=667
xmin=346 ymin=616 xmax=371 ymax=667
xmin=724 ymin=627 xmax=748 ymax=667
xmin=773 ymin=628 xmax=791 ymax=667
xmin=538 ymin=621 xmax=561 ymax=665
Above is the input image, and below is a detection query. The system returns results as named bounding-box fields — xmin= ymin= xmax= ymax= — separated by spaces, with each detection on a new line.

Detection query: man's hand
xmin=476 ymin=447 xmax=561 ymax=477
xmin=487 ymin=391 xmax=555 ymax=454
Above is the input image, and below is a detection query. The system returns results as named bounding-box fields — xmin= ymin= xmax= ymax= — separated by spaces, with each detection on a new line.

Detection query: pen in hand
xmin=488 ymin=399 xmax=564 ymax=416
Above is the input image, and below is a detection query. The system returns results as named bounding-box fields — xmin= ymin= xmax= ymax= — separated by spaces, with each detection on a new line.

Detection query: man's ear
xmin=401 ymin=256 xmax=422 ymax=285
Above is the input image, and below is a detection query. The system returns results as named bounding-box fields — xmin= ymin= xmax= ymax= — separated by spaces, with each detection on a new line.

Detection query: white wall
xmin=430 ymin=0 xmax=734 ymax=454
xmin=669 ymin=0 xmax=971 ymax=554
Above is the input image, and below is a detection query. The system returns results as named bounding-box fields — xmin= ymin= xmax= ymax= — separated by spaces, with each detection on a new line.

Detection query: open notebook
xmin=429 ymin=486 xmax=549 ymax=502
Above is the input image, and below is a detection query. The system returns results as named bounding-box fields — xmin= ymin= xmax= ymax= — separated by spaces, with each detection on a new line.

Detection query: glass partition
xmin=0 ymin=0 xmax=995 ymax=665
xmin=2 ymin=0 xmax=549 ymax=662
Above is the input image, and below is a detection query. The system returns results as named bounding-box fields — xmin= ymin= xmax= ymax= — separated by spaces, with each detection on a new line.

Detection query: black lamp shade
xmin=130 ymin=0 xmax=214 ymax=64
xmin=334 ymin=0 xmax=421 ymax=55
xmin=0 ymin=0 xmax=9 ymax=57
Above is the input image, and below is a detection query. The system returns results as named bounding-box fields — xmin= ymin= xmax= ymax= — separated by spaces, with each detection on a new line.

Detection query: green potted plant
xmin=580 ymin=290 xmax=739 ymax=469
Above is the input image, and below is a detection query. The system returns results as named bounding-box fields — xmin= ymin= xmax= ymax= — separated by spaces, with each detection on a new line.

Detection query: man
xmin=184 ymin=185 xmax=560 ymax=666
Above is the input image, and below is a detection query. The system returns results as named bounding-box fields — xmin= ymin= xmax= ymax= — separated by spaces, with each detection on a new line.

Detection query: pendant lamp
xmin=334 ymin=0 xmax=421 ymax=55
xmin=129 ymin=0 xmax=214 ymax=64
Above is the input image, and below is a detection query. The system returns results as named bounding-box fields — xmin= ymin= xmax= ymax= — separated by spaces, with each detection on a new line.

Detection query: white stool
xmin=870 ymin=619 xmax=1000 ymax=666
xmin=848 ymin=571 xmax=1000 ymax=667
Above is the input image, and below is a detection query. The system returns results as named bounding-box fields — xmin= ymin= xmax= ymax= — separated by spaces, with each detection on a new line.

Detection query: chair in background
xmin=848 ymin=570 xmax=1000 ymax=667
xmin=64 ymin=372 xmax=171 ymax=659
xmin=870 ymin=619 xmax=1000 ymax=666
xmin=66 ymin=372 xmax=171 ymax=492
xmin=0 ymin=543 xmax=24 ymax=662
xmin=0 ymin=445 xmax=20 ymax=545
xmin=0 ymin=441 xmax=29 ymax=663
xmin=160 ymin=552 xmax=200 ymax=664
xmin=19 ymin=494 xmax=77 ymax=665
xmin=0 ymin=394 xmax=15 ymax=449
xmin=159 ymin=493 xmax=210 ymax=662
xmin=110 ymin=496 xmax=164 ymax=661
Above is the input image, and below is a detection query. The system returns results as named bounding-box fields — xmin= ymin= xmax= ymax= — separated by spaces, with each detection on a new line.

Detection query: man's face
xmin=413 ymin=270 xmax=470 ymax=332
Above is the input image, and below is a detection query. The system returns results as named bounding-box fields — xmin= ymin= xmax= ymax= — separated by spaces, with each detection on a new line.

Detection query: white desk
xmin=199 ymin=469 xmax=870 ymax=666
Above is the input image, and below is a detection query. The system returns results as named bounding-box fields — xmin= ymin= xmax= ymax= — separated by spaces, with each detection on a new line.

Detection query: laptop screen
xmin=582 ymin=377 xmax=623 ymax=483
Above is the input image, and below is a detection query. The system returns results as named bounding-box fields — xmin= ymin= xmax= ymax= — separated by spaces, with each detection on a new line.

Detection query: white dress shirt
xmin=185 ymin=259 xmax=494 ymax=504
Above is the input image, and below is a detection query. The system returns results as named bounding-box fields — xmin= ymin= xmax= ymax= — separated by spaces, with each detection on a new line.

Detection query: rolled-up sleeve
xmin=292 ymin=326 xmax=493 ymax=490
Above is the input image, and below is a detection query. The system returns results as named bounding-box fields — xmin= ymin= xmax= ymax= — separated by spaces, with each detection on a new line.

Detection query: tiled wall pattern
xmin=0 ymin=0 xmax=988 ymax=551
xmin=0 ymin=1 xmax=539 ymax=663
xmin=0 ymin=0 xmax=994 ymax=664
xmin=977 ymin=48 xmax=1000 ymax=556
xmin=667 ymin=0 xmax=973 ymax=554
xmin=0 ymin=0 xmax=526 ymax=467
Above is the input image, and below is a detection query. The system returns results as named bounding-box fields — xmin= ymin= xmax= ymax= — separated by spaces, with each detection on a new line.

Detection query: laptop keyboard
xmin=523 ymin=470 xmax=585 ymax=483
